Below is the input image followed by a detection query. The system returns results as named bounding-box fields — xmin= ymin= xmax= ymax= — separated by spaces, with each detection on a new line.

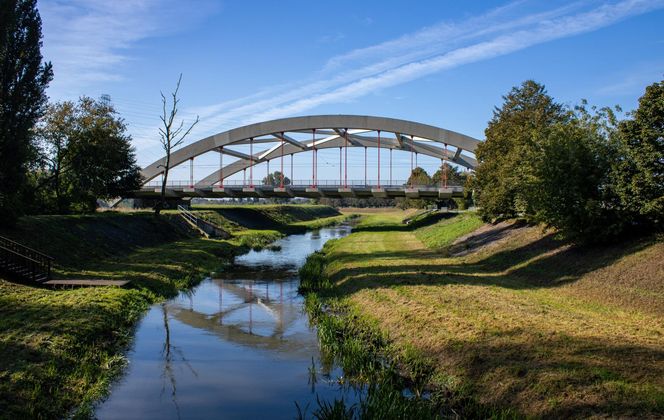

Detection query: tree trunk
xmin=156 ymin=152 xmax=170 ymax=215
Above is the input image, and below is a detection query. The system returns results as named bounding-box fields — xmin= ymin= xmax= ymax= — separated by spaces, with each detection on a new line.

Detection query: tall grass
xmin=298 ymin=250 xmax=331 ymax=292
xmin=302 ymin=294 xmax=443 ymax=418
xmin=299 ymin=210 xmax=525 ymax=419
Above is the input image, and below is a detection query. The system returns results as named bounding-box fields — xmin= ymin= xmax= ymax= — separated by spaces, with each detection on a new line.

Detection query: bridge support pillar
xmin=438 ymin=188 xmax=454 ymax=198
xmin=405 ymin=188 xmax=420 ymax=198
xmin=371 ymin=188 xmax=387 ymax=198
xmin=338 ymin=187 xmax=354 ymax=197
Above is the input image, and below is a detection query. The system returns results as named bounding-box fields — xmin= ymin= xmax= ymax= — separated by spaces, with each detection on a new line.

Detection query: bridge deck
xmin=131 ymin=184 xmax=465 ymax=199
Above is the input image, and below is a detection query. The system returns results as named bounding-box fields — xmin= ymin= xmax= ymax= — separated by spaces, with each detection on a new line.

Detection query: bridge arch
xmin=141 ymin=115 xmax=481 ymax=189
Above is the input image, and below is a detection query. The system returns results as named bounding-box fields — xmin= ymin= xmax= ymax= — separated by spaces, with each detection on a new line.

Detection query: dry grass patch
xmin=320 ymin=210 xmax=664 ymax=417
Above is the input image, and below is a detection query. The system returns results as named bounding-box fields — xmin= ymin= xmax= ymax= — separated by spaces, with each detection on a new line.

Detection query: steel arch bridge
xmin=133 ymin=115 xmax=481 ymax=200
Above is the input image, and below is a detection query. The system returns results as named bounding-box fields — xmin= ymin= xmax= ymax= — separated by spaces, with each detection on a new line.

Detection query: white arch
xmin=141 ymin=115 xmax=482 ymax=188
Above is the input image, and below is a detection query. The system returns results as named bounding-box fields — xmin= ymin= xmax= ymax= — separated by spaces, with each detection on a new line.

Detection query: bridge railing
xmin=142 ymin=179 xmax=464 ymax=189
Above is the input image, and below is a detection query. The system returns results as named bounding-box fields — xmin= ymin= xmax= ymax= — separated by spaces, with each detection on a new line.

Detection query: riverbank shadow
xmin=352 ymin=212 xmax=455 ymax=233
xmin=328 ymin=224 xmax=655 ymax=295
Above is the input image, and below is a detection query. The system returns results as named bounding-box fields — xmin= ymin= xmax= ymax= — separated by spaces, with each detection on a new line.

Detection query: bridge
xmin=132 ymin=115 xmax=481 ymax=200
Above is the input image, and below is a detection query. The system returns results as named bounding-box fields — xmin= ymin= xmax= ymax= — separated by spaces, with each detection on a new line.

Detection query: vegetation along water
xmin=1 ymin=2 xmax=662 ymax=417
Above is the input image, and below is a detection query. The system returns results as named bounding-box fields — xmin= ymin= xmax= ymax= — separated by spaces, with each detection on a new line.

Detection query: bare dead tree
xmin=156 ymin=74 xmax=199 ymax=214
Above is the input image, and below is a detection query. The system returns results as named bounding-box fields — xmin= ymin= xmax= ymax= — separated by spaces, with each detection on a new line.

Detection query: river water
xmin=95 ymin=225 xmax=357 ymax=419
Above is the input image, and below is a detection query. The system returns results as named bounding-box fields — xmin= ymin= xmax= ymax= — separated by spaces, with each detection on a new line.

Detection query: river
xmin=95 ymin=225 xmax=358 ymax=419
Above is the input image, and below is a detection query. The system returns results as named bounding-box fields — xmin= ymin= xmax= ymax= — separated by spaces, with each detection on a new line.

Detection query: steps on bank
xmin=0 ymin=235 xmax=53 ymax=284
xmin=177 ymin=205 xmax=230 ymax=239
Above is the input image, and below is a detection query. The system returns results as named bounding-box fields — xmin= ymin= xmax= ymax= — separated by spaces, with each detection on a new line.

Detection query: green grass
xmin=414 ymin=212 xmax=484 ymax=250
xmin=0 ymin=283 xmax=148 ymax=419
xmin=0 ymin=205 xmax=341 ymax=418
xmin=192 ymin=204 xmax=341 ymax=232
xmin=291 ymin=214 xmax=350 ymax=229
xmin=301 ymin=209 xmax=664 ymax=418
xmin=301 ymin=295 xmax=446 ymax=419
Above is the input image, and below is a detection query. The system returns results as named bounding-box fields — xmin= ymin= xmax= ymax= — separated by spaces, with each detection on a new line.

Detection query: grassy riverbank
xmin=303 ymin=209 xmax=664 ymax=418
xmin=192 ymin=203 xmax=344 ymax=232
xmin=0 ymin=205 xmax=340 ymax=418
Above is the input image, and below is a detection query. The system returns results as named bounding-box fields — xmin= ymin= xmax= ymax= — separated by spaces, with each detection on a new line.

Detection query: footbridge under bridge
xmin=132 ymin=115 xmax=481 ymax=200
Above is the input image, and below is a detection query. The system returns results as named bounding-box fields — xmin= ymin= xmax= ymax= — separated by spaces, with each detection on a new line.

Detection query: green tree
xmin=530 ymin=104 xmax=625 ymax=241
xmin=398 ymin=167 xmax=432 ymax=209
xmin=33 ymin=101 xmax=76 ymax=212
xmin=474 ymin=80 xmax=567 ymax=221
xmin=432 ymin=163 xmax=466 ymax=186
xmin=613 ymin=79 xmax=664 ymax=228
xmin=35 ymin=97 xmax=142 ymax=213
xmin=406 ymin=167 xmax=432 ymax=186
xmin=0 ymin=0 xmax=52 ymax=223
xmin=262 ymin=171 xmax=291 ymax=186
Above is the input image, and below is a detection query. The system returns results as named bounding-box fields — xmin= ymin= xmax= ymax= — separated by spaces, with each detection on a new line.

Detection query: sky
xmin=38 ymin=0 xmax=664 ymax=183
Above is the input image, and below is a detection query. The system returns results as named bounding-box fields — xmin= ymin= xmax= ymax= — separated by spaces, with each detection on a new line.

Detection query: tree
xmin=35 ymin=97 xmax=142 ymax=213
xmin=432 ymin=163 xmax=466 ymax=186
xmin=156 ymin=74 xmax=199 ymax=214
xmin=398 ymin=167 xmax=433 ymax=209
xmin=0 ymin=0 xmax=52 ymax=223
xmin=474 ymin=80 xmax=567 ymax=221
xmin=406 ymin=167 xmax=432 ymax=186
xmin=614 ymin=79 xmax=664 ymax=229
xmin=33 ymin=101 xmax=76 ymax=212
xmin=530 ymin=104 xmax=625 ymax=241
xmin=262 ymin=171 xmax=291 ymax=186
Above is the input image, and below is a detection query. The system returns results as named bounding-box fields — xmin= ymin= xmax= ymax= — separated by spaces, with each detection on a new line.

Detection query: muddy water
xmin=95 ymin=225 xmax=357 ymax=419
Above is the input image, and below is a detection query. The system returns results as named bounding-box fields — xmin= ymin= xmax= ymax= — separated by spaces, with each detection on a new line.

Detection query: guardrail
xmin=177 ymin=205 xmax=199 ymax=225
xmin=0 ymin=235 xmax=53 ymax=283
xmin=142 ymin=179 xmax=464 ymax=188
xmin=176 ymin=205 xmax=230 ymax=238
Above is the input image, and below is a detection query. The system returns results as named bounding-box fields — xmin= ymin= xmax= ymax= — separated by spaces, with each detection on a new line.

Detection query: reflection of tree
xmin=160 ymin=303 xmax=198 ymax=420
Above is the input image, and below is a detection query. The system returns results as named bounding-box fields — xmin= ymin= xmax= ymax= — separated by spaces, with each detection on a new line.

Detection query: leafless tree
xmin=156 ymin=74 xmax=199 ymax=214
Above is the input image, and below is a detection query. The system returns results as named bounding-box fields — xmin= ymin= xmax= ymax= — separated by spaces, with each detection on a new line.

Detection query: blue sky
xmin=39 ymin=0 xmax=664 ymax=183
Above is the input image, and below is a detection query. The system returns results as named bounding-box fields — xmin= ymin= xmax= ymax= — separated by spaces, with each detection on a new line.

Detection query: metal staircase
xmin=177 ymin=205 xmax=230 ymax=239
xmin=0 ymin=235 xmax=53 ymax=283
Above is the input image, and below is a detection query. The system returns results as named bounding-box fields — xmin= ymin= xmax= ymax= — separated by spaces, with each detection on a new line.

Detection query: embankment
xmin=302 ymin=209 xmax=664 ymax=418
xmin=192 ymin=204 xmax=343 ymax=232
xmin=0 ymin=205 xmax=340 ymax=418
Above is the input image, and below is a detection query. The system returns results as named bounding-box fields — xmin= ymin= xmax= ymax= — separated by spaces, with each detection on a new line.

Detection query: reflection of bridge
xmin=132 ymin=115 xmax=480 ymax=199
xmin=168 ymin=279 xmax=314 ymax=356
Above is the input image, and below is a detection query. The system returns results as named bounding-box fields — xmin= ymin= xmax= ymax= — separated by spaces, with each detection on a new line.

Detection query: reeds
xmin=302 ymin=293 xmax=442 ymax=418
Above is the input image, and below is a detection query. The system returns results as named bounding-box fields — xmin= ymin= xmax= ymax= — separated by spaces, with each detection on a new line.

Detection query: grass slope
xmin=313 ymin=209 xmax=664 ymax=417
xmin=0 ymin=205 xmax=339 ymax=418
xmin=193 ymin=204 xmax=341 ymax=232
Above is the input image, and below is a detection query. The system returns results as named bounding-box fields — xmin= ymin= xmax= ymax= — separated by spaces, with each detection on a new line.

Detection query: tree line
xmin=1 ymin=1 xmax=661 ymax=242
xmin=0 ymin=0 xmax=141 ymax=223
xmin=472 ymin=79 xmax=663 ymax=242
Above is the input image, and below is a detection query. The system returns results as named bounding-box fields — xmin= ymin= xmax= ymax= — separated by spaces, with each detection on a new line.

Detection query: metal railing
xmin=143 ymin=179 xmax=464 ymax=189
xmin=177 ymin=205 xmax=229 ymax=239
xmin=177 ymin=205 xmax=199 ymax=225
xmin=0 ymin=235 xmax=53 ymax=283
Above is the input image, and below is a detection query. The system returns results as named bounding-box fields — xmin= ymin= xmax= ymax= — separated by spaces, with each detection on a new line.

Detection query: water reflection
xmin=167 ymin=278 xmax=317 ymax=357
xmin=95 ymin=225 xmax=357 ymax=420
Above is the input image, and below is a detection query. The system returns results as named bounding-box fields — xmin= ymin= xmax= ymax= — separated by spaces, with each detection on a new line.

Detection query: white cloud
xmin=53 ymin=0 xmax=657 ymax=165
xmin=39 ymin=0 xmax=216 ymax=98
xmin=162 ymin=0 xmax=664 ymax=148
xmin=249 ymin=0 xmax=664 ymax=122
